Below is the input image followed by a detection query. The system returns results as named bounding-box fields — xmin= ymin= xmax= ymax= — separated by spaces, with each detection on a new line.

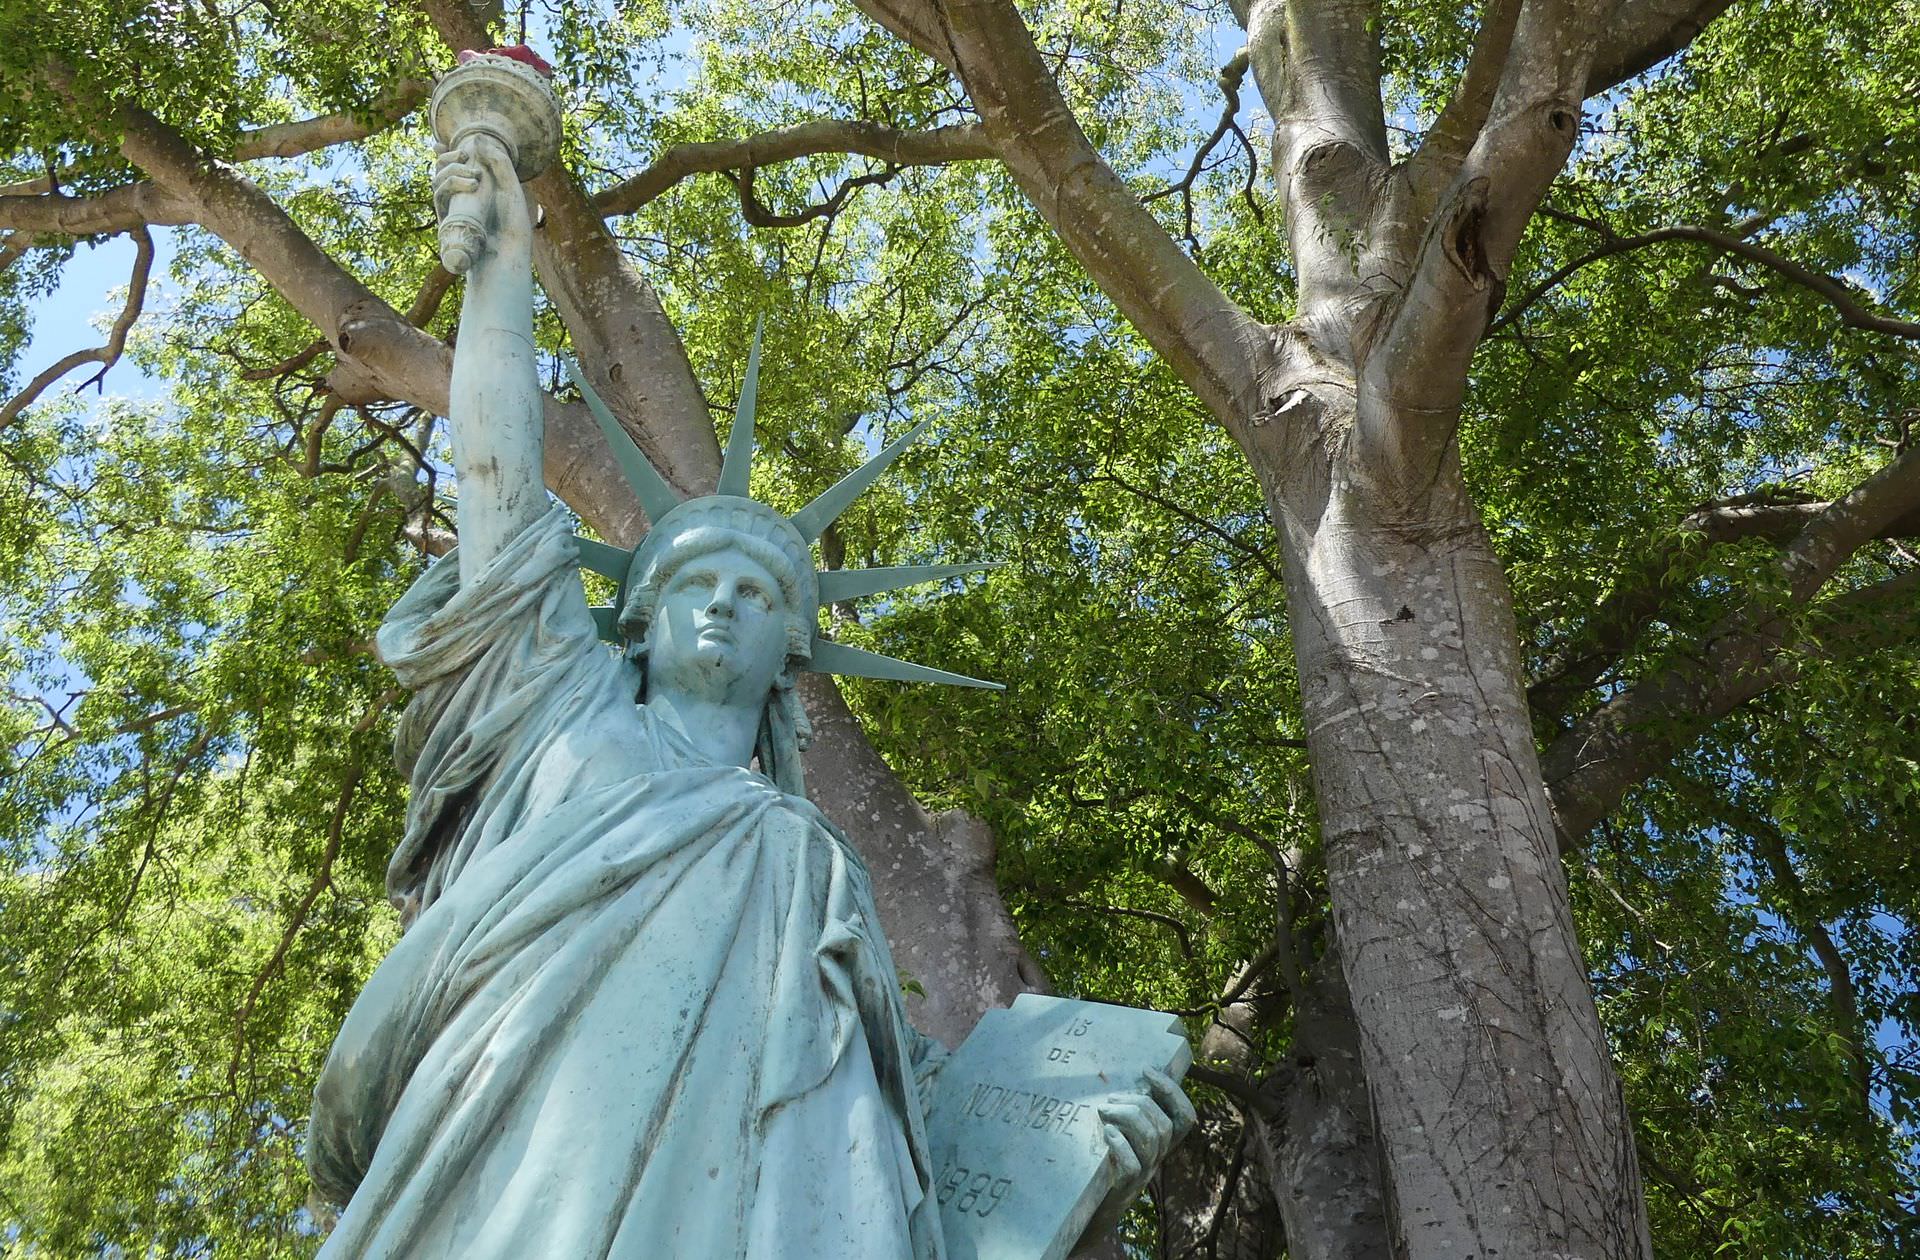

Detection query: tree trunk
xmin=797 ymin=672 xmax=1042 ymax=1047
xmin=1258 ymin=432 xmax=1650 ymax=1259
xmin=1263 ymin=949 xmax=1393 ymax=1260
xmin=1158 ymin=948 xmax=1391 ymax=1260
xmin=1157 ymin=1097 xmax=1283 ymax=1260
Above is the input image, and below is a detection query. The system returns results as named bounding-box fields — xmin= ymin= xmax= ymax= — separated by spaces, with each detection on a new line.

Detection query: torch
xmin=429 ymin=47 xmax=563 ymax=274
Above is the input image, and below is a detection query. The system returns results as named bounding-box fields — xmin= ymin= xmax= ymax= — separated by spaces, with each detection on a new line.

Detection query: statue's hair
xmin=616 ymin=522 xmax=815 ymax=794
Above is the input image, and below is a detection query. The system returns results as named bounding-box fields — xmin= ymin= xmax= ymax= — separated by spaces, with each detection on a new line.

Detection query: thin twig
xmin=728 ymin=164 xmax=901 ymax=229
xmin=1089 ymin=469 xmax=1284 ymax=586
xmin=1143 ymin=48 xmax=1251 ymax=251
xmin=1062 ymin=898 xmax=1196 ymax=957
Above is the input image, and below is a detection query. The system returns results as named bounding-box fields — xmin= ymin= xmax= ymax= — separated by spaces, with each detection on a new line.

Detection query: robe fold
xmin=307 ymin=508 xmax=944 ymax=1259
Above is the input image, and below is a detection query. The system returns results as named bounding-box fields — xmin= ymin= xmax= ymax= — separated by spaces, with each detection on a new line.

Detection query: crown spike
xmin=789 ymin=419 xmax=930 ymax=543
xmin=806 ymin=637 xmax=1002 ymax=690
xmin=716 ymin=317 xmax=764 ymax=498
xmin=566 ymin=359 xmax=684 ymax=524
xmin=816 ymin=563 xmax=996 ymax=604
xmin=573 ymin=536 xmax=631 ymax=581
xmin=587 ymin=605 xmax=621 ymax=642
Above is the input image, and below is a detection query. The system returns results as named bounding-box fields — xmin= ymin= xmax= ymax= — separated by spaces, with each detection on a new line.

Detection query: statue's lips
xmin=696 ymin=624 xmax=735 ymax=646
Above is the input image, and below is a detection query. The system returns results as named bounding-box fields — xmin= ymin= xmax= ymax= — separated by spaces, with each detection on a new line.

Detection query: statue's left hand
xmin=1073 ymin=1067 xmax=1197 ymax=1251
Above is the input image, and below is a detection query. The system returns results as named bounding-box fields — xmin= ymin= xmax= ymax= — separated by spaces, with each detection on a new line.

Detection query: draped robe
xmin=306 ymin=509 xmax=945 ymax=1259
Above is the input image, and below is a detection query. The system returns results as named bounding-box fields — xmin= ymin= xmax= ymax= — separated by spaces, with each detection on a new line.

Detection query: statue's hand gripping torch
xmin=429 ymin=50 xmax=562 ymax=275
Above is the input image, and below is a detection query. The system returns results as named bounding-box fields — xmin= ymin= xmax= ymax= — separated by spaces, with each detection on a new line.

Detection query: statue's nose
xmin=705 ymin=586 xmax=735 ymax=617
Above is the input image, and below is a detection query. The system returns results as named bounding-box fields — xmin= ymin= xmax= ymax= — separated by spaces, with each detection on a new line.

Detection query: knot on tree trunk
xmin=1442 ymin=177 xmax=1495 ymax=292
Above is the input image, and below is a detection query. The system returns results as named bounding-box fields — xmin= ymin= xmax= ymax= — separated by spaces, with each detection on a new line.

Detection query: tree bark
xmin=1248 ymin=416 xmax=1650 ymax=1258
xmin=1159 ymin=948 xmax=1391 ymax=1260
xmin=795 ymin=673 xmax=1041 ymax=1047
xmin=1263 ymin=950 xmax=1393 ymax=1260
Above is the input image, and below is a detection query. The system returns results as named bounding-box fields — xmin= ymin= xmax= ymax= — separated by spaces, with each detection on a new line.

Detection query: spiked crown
xmin=566 ymin=326 xmax=1001 ymax=691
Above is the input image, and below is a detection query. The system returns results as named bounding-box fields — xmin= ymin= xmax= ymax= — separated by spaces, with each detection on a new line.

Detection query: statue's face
xmin=645 ymin=545 xmax=791 ymax=708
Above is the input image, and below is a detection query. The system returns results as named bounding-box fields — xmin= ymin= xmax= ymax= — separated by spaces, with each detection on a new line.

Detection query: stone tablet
xmin=925 ymin=993 xmax=1193 ymax=1260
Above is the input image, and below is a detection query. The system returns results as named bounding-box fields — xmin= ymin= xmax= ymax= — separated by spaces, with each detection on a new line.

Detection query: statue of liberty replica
xmin=303 ymin=51 xmax=1190 ymax=1260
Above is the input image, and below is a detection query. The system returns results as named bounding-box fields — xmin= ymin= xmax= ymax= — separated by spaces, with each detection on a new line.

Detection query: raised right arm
xmin=431 ymin=138 xmax=548 ymax=584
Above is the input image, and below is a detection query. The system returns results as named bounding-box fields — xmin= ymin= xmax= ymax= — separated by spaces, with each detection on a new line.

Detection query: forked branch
xmin=31 ymin=64 xmax=650 ymax=547
xmin=1544 ymin=444 xmax=1920 ymax=846
xmin=1242 ymin=0 xmax=1391 ymax=321
xmin=1358 ymin=1 xmax=1616 ymax=487
xmin=1405 ymin=0 xmax=1524 ymax=214
xmin=0 ymin=226 xmax=154 ymax=430
xmin=233 ymin=79 xmax=432 ymax=161
xmin=728 ymin=163 xmax=901 ymax=229
xmin=1142 ymin=48 xmax=1255 ymax=250
xmin=0 ymin=80 xmax=428 ymax=251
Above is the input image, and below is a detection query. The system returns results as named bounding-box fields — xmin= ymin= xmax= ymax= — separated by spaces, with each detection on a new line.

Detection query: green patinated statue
xmin=304 ymin=52 xmax=1190 ymax=1260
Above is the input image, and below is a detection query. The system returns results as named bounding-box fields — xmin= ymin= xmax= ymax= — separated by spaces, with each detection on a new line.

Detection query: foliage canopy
xmin=1 ymin=0 xmax=1916 ymax=1256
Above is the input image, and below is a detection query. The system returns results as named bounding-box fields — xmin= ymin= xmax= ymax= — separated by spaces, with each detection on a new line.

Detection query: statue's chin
xmin=650 ymin=644 xmax=777 ymax=703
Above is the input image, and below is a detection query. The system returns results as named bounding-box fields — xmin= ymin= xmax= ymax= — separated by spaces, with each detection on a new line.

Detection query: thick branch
xmin=595 ymin=119 xmax=995 ymax=216
xmin=0 ymin=80 xmax=427 ymax=249
xmin=849 ymin=0 xmax=958 ymax=69
xmin=1404 ymin=0 xmax=1524 ymax=220
xmin=1545 ymin=565 xmax=1920 ymax=849
xmin=1529 ymin=493 xmax=1920 ymax=717
xmin=1154 ymin=859 xmax=1222 ymax=919
xmin=233 ymin=79 xmax=432 ymax=161
xmin=1357 ymin=1 xmax=1610 ymax=489
xmin=1243 ymin=0 xmax=1391 ymax=324
xmin=0 ymin=182 xmax=191 ymax=239
xmin=1 ymin=226 xmax=152 ymax=430
xmin=1779 ymin=443 xmax=1920 ymax=595
xmin=1545 ymin=447 xmax=1920 ymax=845
xmin=1586 ymin=0 xmax=1739 ymax=97
xmin=907 ymin=0 xmax=1264 ymax=424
